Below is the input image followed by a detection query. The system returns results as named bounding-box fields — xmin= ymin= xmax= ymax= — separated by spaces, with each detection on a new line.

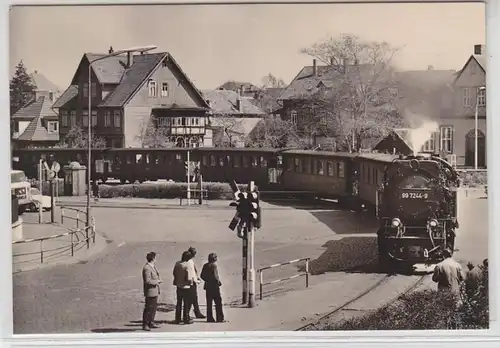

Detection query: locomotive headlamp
xmin=429 ymin=219 xmax=438 ymax=227
xmin=409 ymin=159 xmax=420 ymax=170
xmin=392 ymin=218 xmax=401 ymax=227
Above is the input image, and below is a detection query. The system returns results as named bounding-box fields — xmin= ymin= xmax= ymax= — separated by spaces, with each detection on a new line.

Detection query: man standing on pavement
xmin=432 ymin=248 xmax=464 ymax=299
xmin=173 ymin=251 xmax=196 ymax=324
xmin=200 ymin=253 xmax=225 ymax=323
xmin=142 ymin=252 xmax=161 ymax=331
xmin=187 ymin=247 xmax=206 ymax=319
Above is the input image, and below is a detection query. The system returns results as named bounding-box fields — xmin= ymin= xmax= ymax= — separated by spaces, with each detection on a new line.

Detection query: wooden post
xmin=92 ymin=216 xmax=96 ymax=244
xmin=259 ymin=270 xmax=263 ymax=300
xmin=305 ymin=259 xmax=309 ymax=288
xmin=71 ymin=232 xmax=74 ymax=256
xmin=50 ymin=179 xmax=55 ymax=223
xmin=40 ymin=239 xmax=44 ymax=263
xmin=198 ymin=173 xmax=203 ymax=205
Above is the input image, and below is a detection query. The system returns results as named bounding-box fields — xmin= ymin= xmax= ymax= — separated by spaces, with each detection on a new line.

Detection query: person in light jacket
xmin=432 ymin=248 xmax=464 ymax=302
xmin=200 ymin=253 xmax=225 ymax=323
xmin=173 ymin=251 xmax=197 ymax=324
xmin=187 ymin=246 xmax=206 ymax=319
xmin=142 ymin=252 xmax=162 ymax=331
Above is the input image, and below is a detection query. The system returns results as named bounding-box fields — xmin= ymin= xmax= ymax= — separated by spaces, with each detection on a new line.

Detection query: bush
xmin=310 ymin=260 xmax=489 ymax=331
xmin=459 ymin=170 xmax=487 ymax=187
xmin=99 ymin=182 xmax=248 ymax=200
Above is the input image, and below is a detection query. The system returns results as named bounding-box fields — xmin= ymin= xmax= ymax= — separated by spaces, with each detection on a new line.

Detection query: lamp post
xmin=474 ymin=86 xmax=486 ymax=170
xmin=86 ymin=45 xmax=157 ymax=229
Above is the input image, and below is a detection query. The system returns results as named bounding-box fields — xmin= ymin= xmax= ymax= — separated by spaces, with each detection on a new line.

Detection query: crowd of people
xmin=141 ymin=247 xmax=225 ymax=331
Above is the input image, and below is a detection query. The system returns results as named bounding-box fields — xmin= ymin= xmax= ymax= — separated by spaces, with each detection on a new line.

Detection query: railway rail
xmin=296 ymin=273 xmax=429 ymax=331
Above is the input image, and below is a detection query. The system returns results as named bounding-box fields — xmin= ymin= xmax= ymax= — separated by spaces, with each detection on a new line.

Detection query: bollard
xmin=61 ymin=209 xmax=64 ymax=225
xmin=76 ymin=212 xmax=80 ymax=229
xmin=71 ymin=232 xmax=74 ymax=256
xmin=92 ymin=216 xmax=96 ymax=244
xmin=259 ymin=270 xmax=263 ymax=300
xmin=50 ymin=179 xmax=55 ymax=223
xmin=40 ymin=239 xmax=44 ymax=263
xmin=305 ymin=259 xmax=310 ymax=288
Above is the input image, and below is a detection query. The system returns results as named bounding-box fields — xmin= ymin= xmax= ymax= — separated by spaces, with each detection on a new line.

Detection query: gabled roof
xmin=11 ymin=95 xmax=58 ymax=120
xmin=52 ymin=85 xmax=79 ymax=108
xmin=218 ymin=81 xmax=260 ymax=92
xmin=100 ymin=52 xmax=210 ymax=108
xmin=71 ymin=54 xmax=128 ymax=85
xmin=454 ymin=55 xmax=486 ymax=83
xmin=279 ymin=63 xmax=373 ymax=100
xmin=202 ymin=89 xmax=264 ymax=115
xmin=210 ymin=117 xmax=263 ymax=137
xmin=16 ymin=112 xmax=59 ymax=142
xmin=30 ymin=71 xmax=61 ymax=93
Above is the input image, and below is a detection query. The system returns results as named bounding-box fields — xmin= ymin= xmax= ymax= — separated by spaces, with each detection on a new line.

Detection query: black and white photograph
xmin=9 ymin=1 xmax=489 ymax=335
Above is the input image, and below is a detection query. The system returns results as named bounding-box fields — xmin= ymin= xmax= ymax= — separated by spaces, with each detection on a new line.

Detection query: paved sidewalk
xmin=92 ymin=272 xmax=386 ymax=333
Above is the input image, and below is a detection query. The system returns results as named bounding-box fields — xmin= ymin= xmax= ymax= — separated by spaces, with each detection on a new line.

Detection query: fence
xmin=257 ymin=257 xmax=310 ymax=300
xmin=12 ymin=207 xmax=96 ymax=265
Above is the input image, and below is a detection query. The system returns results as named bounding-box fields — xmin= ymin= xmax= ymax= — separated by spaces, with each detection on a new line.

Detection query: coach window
xmin=310 ymin=159 xmax=314 ymax=174
xmin=154 ymin=155 xmax=160 ymax=165
xmin=286 ymin=158 xmax=293 ymax=172
xmin=294 ymin=158 xmax=300 ymax=172
xmin=163 ymin=155 xmax=170 ymax=165
xmin=175 ymin=153 xmax=182 ymax=162
xmin=304 ymin=158 xmax=311 ymax=174
xmin=317 ymin=160 xmax=324 ymax=175
xmin=219 ymin=156 xmax=225 ymax=167
xmin=234 ymin=155 xmax=241 ymax=168
xmin=226 ymin=155 xmax=232 ymax=168
xmin=145 ymin=154 xmax=150 ymax=164
xmin=338 ymin=162 xmax=345 ymax=178
xmin=260 ymin=156 xmax=267 ymax=168
xmin=327 ymin=161 xmax=334 ymax=176
xmin=210 ymin=154 xmax=216 ymax=167
xmin=242 ymin=156 xmax=249 ymax=168
xmin=202 ymin=155 xmax=208 ymax=166
xmin=251 ymin=156 xmax=258 ymax=168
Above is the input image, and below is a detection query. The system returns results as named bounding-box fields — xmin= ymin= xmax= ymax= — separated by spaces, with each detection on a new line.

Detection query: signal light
xmin=391 ymin=218 xmax=401 ymax=227
xmin=247 ymin=181 xmax=261 ymax=229
xmin=429 ymin=219 xmax=438 ymax=228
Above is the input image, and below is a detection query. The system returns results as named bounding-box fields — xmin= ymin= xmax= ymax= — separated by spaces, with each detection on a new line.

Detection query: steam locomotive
xmin=376 ymin=153 xmax=460 ymax=269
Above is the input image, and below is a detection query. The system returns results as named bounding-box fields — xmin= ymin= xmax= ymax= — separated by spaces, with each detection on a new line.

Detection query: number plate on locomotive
xmin=401 ymin=192 xmax=428 ymax=199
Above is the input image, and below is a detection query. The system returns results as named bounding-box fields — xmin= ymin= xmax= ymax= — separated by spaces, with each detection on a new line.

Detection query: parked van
xmin=11 ymin=170 xmax=32 ymax=215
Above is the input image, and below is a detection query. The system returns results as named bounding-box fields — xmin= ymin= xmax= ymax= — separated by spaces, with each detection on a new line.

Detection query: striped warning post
xmin=258 ymin=257 xmax=310 ymax=300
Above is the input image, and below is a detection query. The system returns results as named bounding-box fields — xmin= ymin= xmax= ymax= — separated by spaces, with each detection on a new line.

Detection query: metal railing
xmin=12 ymin=207 xmax=96 ymax=265
xmin=258 ymin=257 xmax=310 ymax=300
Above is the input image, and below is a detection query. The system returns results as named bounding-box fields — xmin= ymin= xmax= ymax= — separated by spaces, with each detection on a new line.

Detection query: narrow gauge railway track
xmin=295 ymin=273 xmax=428 ymax=331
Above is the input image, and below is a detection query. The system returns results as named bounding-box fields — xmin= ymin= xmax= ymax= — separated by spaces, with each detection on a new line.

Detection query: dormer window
xmin=148 ymin=80 xmax=157 ymax=97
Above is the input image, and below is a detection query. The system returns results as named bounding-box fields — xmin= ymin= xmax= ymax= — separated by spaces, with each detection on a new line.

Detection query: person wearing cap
xmin=142 ymin=252 xmax=162 ymax=331
xmin=173 ymin=251 xmax=197 ymax=324
xmin=200 ymin=253 xmax=225 ymax=323
xmin=432 ymin=248 xmax=464 ymax=297
xmin=187 ymin=247 xmax=206 ymax=319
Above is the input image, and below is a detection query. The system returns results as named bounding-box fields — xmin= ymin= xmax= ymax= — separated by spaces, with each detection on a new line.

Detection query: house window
xmin=158 ymin=117 xmax=169 ymax=127
xmin=161 ymin=83 xmax=169 ymax=97
xmin=290 ymin=110 xmax=297 ymax=124
xmin=463 ymin=88 xmax=471 ymax=107
xmin=82 ymin=110 xmax=89 ymax=127
xmin=478 ymin=87 xmax=486 ymax=106
xmin=70 ymin=111 xmax=76 ymax=127
xmin=61 ymin=111 xmax=68 ymax=127
xmin=47 ymin=121 xmax=58 ymax=133
xmin=104 ymin=111 xmax=111 ymax=127
xmin=91 ymin=82 xmax=97 ymax=98
xmin=83 ymin=83 xmax=89 ymax=98
xmin=440 ymin=126 xmax=453 ymax=153
xmin=92 ymin=110 xmax=97 ymax=126
xmin=422 ymin=132 xmax=437 ymax=152
xmin=148 ymin=80 xmax=157 ymax=97
xmin=114 ymin=110 xmax=121 ymax=128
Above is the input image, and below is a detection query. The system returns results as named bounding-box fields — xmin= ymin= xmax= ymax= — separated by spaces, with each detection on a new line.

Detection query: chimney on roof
xmin=126 ymin=51 xmax=132 ymax=68
xmin=34 ymin=70 xmax=38 ymax=74
xmin=474 ymin=44 xmax=486 ymax=55
xmin=236 ymin=98 xmax=242 ymax=112
xmin=313 ymin=59 xmax=317 ymax=76
xmin=109 ymin=46 xmax=114 ymax=54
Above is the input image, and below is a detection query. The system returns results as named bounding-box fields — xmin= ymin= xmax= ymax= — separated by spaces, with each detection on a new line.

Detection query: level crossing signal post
xmin=228 ymin=180 xmax=261 ymax=308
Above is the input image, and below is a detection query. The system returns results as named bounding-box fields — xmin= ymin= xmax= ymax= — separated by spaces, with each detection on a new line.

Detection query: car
xmin=27 ymin=187 xmax=53 ymax=212
xmin=11 ymin=170 xmax=33 ymax=215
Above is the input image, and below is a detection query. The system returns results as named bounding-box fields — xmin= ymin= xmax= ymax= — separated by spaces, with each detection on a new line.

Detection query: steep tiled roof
xmin=84 ymin=54 xmax=128 ymax=84
xmin=279 ymin=64 xmax=373 ymax=100
xmin=16 ymin=112 xmax=59 ymax=142
xmin=30 ymin=71 xmax=61 ymax=93
xmin=218 ymin=81 xmax=260 ymax=92
xmin=202 ymin=89 xmax=264 ymax=115
xmin=11 ymin=96 xmax=58 ymax=120
xmin=99 ymin=53 xmax=166 ymax=107
xmin=210 ymin=117 xmax=262 ymax=136
xmin=52 ymin=85 xmax=78 ymax=108
xmin=473 ymin=55 xmax=486 ymax=72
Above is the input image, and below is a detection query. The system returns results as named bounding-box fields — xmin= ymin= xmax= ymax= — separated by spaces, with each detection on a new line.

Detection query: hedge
xmin=99 ymin=182 xmax=248 ymax=200
xmin=459 ymin=170 xmax=487 ymax=187
xmin=306 ymin=260 xmax=489 ymax=331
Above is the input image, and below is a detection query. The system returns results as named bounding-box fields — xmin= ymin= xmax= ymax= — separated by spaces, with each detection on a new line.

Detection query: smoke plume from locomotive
xmin=408 ymin=120 xmax=439 ymax=156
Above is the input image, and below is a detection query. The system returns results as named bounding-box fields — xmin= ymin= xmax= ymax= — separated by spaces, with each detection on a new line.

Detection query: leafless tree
xmin=59 ymin=125 xmax=107 ymax=148
xmin=246 ymin=115 xmax=306 ymax=149
xmin=261 ymin=73 xmax=286 ymax=89
xmin=211 ymin=114 xmax=246 ymax=147
xmin=299 ymin=33 xmax=404 ymax=152
xmin=136 ymin=117 xmax=176 ymax=148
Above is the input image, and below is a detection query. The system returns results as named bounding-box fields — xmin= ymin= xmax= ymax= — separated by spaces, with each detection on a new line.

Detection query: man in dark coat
xmin=187 ymin=246 xmax=206 ymax=319
xmin=200 ymin=252 xmax=225 ymax=323
xmin=142 ymin=252 xmax=162 ymax=331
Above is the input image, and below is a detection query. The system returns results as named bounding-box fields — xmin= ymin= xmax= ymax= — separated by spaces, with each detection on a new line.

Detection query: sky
xmin=9 ymin=2 xmax=485 ymax=91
